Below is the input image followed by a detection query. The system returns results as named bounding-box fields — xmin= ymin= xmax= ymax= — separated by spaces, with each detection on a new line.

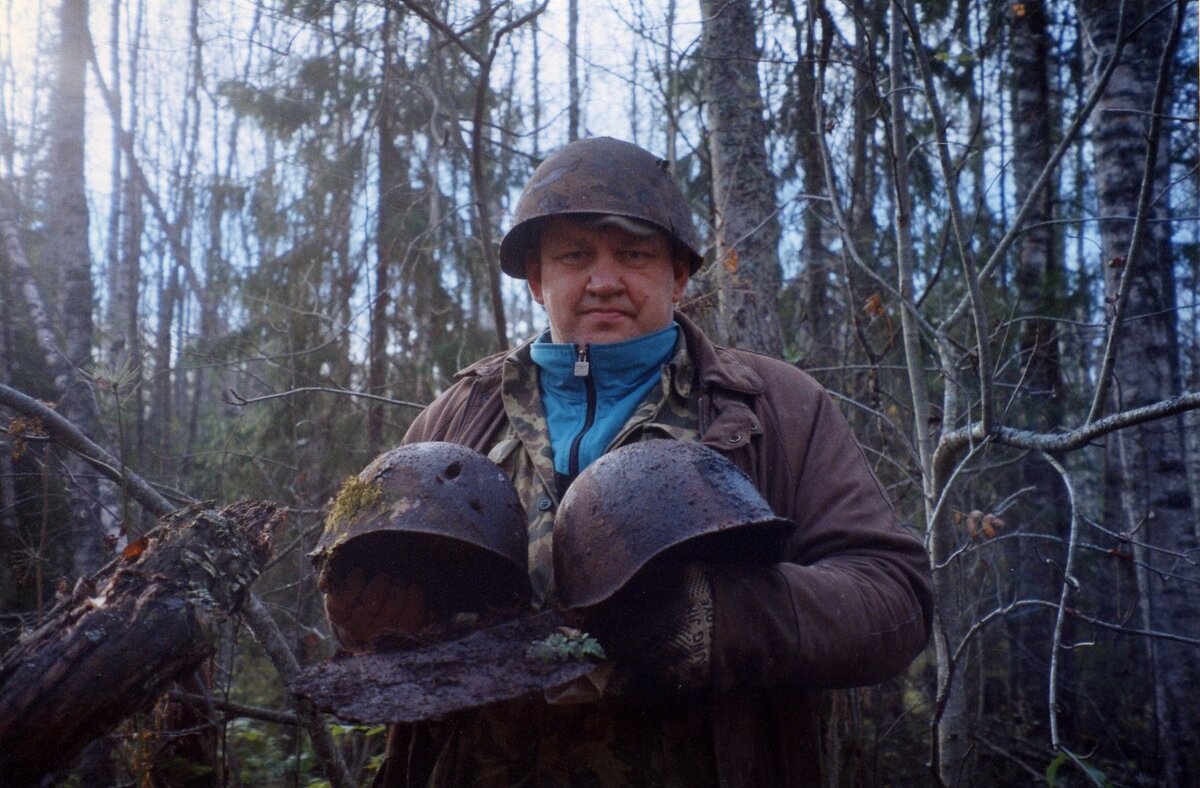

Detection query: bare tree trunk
xmin=371 ymin=8 xmax=399 ymax=456
xmin=699 ymin=0 xmax=785 ymax=356
xmin=568 ymin=0 xmax=579 ymax=141
xmin=786 ymin=0 xmax=832 ymax=364
xmin=47 ymin=0 xmax=108 ymax=576
xmin=662 ymin=0 xmax=677 ymax=164
xmin=1008 ymin=0 xmax=1068 ymax=736
xmin=1078 ymin=1 xmax=1198 ymax=783
xmin=0 ymin=249 xmax=18 ymax=602
xmin=102 ymin=0 xmax=122 ymax=365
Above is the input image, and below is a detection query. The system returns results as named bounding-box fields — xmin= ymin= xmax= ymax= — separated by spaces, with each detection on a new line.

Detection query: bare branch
xmin=954 ymin=598 xmax=1200 ymax=662
xmin=1041 ymin=452 xmax=1081 ymax=749
xmin=937 ymin=391 xmax=1200 ymax=455
xmin=896 ymin=0 xmax=994 ymax=434
xmin=241 ymin=594 xmax=355 ymax=788
xmin=165 ymin=690 xmax=301 ymax=727
xmin=225 ymin=387 xmax=426 ymax=411
xmin=0 ymin=383 xmax=176 ymax=517
xmin=942 ymin=4 xmax=1132 ymax=329
xmin=394 ymin=0 xmax=484 ymax=64
xmin=0 ymin=383 xmax=353 ymax=785
xmin=82 ymin=27 xmax=214 ymax=318
xmin=885 ymin=2 xmax=936 ymax=500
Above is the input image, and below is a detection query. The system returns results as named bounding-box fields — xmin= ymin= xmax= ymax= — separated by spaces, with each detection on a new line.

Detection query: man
xmin=322 ymin=137 xmax=932 ymax=785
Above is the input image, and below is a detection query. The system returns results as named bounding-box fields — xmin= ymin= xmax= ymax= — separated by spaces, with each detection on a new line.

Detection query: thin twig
xmin=242 ymin=594 xmax=355 ymax=788
xmin=896 ymin=0 xmax=994 ymax=434
xmin=1040 ymin=453 xmax=1079 ymax=749
xmin=225 ymin=387 xmax=426 ymax=411
xmin=0 ymin=383 xmax=174 ymax=517
xmin=939 ymin=7 xmax=1134 ymax=331
xmin=166 ymin=690 xmax=301 ymax=727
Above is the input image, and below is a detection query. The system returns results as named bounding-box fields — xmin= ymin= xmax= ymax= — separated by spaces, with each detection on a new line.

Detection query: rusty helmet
xmin=311 ymin=442 xmax=531 ymax=611
xmin=499 ymin=137 xmax=703 ymax=279
xmin=552 ymin=439 xmax=793 ymax=609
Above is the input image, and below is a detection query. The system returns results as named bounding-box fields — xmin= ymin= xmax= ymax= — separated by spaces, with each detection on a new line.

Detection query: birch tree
xmin=46 ymin=0 xmax=111 ymax=575
xmin=1077 ymin=1 xmax=1198 ymax=782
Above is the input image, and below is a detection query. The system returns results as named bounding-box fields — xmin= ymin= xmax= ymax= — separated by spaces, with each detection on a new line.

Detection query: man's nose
xmin=585 ymin=252 xmax=624 ymax=295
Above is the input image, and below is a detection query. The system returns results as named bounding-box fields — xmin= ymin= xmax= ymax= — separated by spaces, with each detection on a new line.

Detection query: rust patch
xmin=553 ymin=439 xmax=794 ymax=608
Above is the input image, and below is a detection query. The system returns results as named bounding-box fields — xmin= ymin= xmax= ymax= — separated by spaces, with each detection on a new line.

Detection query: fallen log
xmin=0 ymin=500 xmax=278 ymax=785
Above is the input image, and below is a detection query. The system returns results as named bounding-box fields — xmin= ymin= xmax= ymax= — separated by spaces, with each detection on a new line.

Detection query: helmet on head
xmin=552 ymin=439 xmax=794 ymax=609
xmin=499 ymin=137 xmax=703 ymax=279
xmin=311 ymin=442 xmax=531 ymax=611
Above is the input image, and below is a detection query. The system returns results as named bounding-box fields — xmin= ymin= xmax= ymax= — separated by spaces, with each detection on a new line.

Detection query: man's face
xmin=527 ymin=216 xmax=690 ymax=345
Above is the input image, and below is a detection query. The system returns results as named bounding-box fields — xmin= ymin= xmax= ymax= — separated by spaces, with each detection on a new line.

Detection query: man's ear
xmin=527 ymin=258 xmax=545 ymax=305
xmin=671 ymin=260 xmax=690 ymax=303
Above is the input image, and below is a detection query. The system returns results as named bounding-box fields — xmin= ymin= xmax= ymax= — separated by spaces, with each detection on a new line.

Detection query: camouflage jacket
xmin=383 ymin=312 xmax=933 ymax=787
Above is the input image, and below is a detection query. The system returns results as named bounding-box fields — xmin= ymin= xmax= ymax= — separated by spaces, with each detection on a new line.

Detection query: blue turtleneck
xmin=530 ymin=323 xmax=679 ymax=480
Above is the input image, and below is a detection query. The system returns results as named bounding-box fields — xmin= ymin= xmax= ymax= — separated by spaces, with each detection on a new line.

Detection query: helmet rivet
xmin=728 ymin=434 xmax=742 ymax=443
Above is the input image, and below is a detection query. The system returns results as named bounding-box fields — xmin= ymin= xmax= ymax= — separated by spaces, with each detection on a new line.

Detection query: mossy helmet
xmin=312 ymin=442 xmax=531 ymax=611
xmin=552 ymin=439 xmax=794 ymax=609
xmin=499 ymin=136 xmax=703 ymax=278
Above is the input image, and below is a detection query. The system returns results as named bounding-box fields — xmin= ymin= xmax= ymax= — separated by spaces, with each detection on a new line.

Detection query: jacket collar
xmin=674 ymin=311 xmax=766 ymax=396
xmin=453 ymin=311 xmax=767 ymax=401
xmin=452 ymin=336 xmax=536 ymax=380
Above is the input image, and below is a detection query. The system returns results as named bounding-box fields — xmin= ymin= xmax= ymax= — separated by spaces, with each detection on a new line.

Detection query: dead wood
xmin=0 ymin=500 xmax=278 ymax=785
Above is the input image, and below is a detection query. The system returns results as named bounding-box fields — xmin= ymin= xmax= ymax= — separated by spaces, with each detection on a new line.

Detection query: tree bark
xmin=568 ymin=0 xmax=580 ymax=140
xmin=47 ymin=0 xmax=109 ymax=576
xmin=699 ymin=0 xmax=785 ymax=356
xmin=1008 ymin=0 xmax=1068 ymax=736
xmin=1078 ymin=2 xmax=1197 ymax=783
xmin=0 ymin=501 xmax=279 ymax=785
xmin=0 ymin=250 xmax=18 ymax=603
xmin=371 ymin=9 xmax=400 ymax=456
xmin=786 ymin=0 xmax=832 ymax=364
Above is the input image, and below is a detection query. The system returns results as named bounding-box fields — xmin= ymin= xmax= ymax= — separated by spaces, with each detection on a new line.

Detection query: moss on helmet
xmin=326 ymin=476 xmax=383 ymax=531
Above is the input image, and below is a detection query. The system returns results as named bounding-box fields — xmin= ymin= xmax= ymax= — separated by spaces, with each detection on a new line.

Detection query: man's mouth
xmin=580 ymin=308 xmax=629 ymax=319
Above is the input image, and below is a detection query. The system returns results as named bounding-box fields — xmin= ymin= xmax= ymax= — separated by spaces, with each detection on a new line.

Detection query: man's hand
xmin=585 ymin=563 xmax=714 ymax=691
xmin=320 ymin=565 xmax=427 ymax=649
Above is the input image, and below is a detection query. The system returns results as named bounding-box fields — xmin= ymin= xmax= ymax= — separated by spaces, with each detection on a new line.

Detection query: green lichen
xmin=325 ymin=476 xmax=383 ymax=530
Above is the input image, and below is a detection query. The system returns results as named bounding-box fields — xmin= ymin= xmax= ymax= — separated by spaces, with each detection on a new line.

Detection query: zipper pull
xmin=574 ymin=344 xmax=590 ymax=377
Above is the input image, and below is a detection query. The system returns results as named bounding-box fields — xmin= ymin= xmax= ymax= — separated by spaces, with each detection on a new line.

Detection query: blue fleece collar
xmin=530 ymin=323 xmax=679 ymax=476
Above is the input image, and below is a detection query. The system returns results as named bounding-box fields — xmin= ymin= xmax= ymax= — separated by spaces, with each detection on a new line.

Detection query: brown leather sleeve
xmin=708 ymin=358 xmax=932 ymax=691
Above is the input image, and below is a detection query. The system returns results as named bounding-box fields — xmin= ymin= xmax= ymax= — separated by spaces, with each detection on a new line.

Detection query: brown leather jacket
xmin=401 ymin=312 xmax=933 ymax=785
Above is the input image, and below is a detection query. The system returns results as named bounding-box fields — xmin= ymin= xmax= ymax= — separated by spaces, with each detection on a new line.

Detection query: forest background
xmin=0 ymin=0 xmax=1197 ymax=785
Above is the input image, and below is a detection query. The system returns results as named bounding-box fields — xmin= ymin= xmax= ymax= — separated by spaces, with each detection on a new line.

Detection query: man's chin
xmin=572 ymin=315 xmax=639 ymax=345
